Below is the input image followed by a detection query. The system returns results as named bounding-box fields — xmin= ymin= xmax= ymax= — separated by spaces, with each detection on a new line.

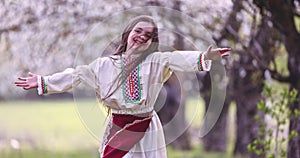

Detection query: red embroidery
xmin=129 ymin=73 xmax=134 ymax=96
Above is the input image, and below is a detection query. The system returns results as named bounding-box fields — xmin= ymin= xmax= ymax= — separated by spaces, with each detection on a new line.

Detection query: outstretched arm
xmin=15 ymin=57 xmax=102 ymax=95
xmin=155 ymin=45 xmax=231 ymax=73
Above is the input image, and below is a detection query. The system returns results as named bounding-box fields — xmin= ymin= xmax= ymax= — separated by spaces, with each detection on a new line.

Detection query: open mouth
xmin=133 ymin=37 xmax=145 ymax=45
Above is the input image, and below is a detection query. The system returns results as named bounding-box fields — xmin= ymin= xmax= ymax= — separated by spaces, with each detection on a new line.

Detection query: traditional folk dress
xmin=36 ymin=51 xmax=211 ymax=158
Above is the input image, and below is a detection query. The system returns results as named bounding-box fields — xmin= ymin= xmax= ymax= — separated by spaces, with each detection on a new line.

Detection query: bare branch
xmin=0 ymin=24 xmax=21 ymax=34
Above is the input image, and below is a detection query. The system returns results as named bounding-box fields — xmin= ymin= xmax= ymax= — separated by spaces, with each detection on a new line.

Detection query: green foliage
xmin=294 ymin=16 xmax=300 ymax=33
xmin=247 ymin=83 xmax=299 ymax=158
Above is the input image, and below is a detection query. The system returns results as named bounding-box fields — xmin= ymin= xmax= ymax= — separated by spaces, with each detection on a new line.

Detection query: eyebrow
xmin=135 ymin=27 xmax=153 ymax=34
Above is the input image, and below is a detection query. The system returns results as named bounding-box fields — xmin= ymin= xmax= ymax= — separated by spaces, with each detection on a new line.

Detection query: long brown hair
xmin=102 ymin=15 xmax=160 ymax=102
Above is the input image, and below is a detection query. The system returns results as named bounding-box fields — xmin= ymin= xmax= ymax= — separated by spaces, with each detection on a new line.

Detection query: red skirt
xmin=102 ymin=113 xmax=152 ymax=158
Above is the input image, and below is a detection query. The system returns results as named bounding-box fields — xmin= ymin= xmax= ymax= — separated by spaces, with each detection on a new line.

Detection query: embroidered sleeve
xmin=158 ymin=51 xmax=212 ymax=72
xmin=197 ymin=53 xmax=212 ymax=71
xmin=37 ymin=75 xmax=48 ymax=95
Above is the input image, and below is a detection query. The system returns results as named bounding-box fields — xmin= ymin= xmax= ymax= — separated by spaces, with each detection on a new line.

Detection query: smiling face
xmin=113 ymin=15 xmax=159 ymax=56
xmin=126 ymin=21 xmax=154 ymax=53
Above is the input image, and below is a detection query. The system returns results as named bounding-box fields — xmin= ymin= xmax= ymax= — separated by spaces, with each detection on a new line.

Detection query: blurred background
xmin=0 ymin=0 xmax=300 ymax=158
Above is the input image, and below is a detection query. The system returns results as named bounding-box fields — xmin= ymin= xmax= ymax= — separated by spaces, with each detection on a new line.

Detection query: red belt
xmin=102 ymin=113 xmax=152 ymax=158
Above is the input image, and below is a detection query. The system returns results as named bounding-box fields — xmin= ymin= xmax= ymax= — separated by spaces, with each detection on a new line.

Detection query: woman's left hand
xmin=204 ymin=45 xmax=231 ymax=60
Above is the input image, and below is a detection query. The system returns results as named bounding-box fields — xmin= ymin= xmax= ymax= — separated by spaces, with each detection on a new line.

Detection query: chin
xmin=127 ymin=42 xmax=149 ymax=53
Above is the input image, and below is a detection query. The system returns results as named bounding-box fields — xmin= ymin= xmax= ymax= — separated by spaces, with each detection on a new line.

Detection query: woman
xmin=15 ymin=15 xmax=231 ymax=158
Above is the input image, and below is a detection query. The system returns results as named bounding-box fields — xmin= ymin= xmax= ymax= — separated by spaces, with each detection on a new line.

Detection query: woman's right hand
xmin=15 ymin=72 xmax=38 ymax=90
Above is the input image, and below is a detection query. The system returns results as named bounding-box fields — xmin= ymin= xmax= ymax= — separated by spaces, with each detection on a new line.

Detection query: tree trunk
xmin=284 ymin=22 xmax=300 ymax=158
xmin=202 ymin=97 xmax=230 ymax=152
xmin=234 ymin=93 xmax=261 ymax=157
xmin=233 ymin=17 xmax=276 ymax=157
xmin=285 ymin=22 xmax=300 ymax=158
xmin=156 ymin=74 xmax=191 ymax=150
xmin=231 ymin=52 xmax=265 ymax=157
xmin=200 ymin=73 xmax=230 ymax=152
xmin=200 ymin=0 xmax=244 ymax=152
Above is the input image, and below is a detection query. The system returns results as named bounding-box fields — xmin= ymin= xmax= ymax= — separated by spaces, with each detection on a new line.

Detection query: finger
xmin=221 ymin=52 xmax=230 ymax=57
xmin=207 ymin=45 xmax=213 ymax=53
xmin=24 ymin=86 xmax=31 ymax=90
xmin=16 ymin=84 xmax=27 ymax=87
xmin=219 ymin=48 xmax=231 ymax=54
xmin=28 ymin=72 xmax=34 ymax=77
xmin=14 ymin=81 xmax=27 ymax=85
xmin=18 ymin=77 xmax=27 ymax=81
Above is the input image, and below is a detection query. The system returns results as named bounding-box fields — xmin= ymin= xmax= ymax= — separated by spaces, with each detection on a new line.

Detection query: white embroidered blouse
xmin=37 ymin=51 xmax=211 ymax=115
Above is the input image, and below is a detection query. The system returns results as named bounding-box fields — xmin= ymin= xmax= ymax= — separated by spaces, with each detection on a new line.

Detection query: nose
xmin=140 ymin=35 xmax=146 ymax=40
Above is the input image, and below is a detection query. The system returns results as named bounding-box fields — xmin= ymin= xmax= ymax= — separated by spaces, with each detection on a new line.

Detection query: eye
xmin=134 ymin=29 xmax=141 ymax=33
xmin=146 ymin=33 xmax=152 ymax=39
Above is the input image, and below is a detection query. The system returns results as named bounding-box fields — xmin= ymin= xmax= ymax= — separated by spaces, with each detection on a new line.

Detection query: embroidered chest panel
xmin=122 ymin=57 xmax=142 ymax=103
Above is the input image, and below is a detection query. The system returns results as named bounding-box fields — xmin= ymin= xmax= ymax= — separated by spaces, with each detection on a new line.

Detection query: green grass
xmin=0 ymin=100 xmax=234 ymax=158
xmin=2 ymin=149 xmax=99 ymax=158
xmin=0 ymin=101 xmax=99 ymax=151
xmin=167 ymin=145 xmax=234 ymax=158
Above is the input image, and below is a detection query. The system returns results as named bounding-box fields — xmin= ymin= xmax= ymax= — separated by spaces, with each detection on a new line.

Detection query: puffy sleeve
xmin=147 ymin=51 xmax=211 ymax=83
xmin=167 ymin=51 xmax=211 ymax=72
xmin=37 ymin=58 xmax=101 ymax=95
xmin=152 ymin=51 xmax=211 ymax=72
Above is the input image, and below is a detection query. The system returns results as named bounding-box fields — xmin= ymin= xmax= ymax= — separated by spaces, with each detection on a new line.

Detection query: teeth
xmin=134 ymin=38 xmax=144 ymax=44
xmin=134 ymin=41 xmax=142 ymax=44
